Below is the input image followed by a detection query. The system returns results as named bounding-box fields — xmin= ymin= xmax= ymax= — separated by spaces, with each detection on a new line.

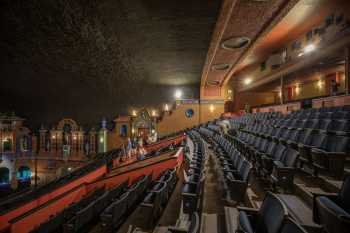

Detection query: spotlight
xmin=174 ymin=89 xmax=183 ymax=99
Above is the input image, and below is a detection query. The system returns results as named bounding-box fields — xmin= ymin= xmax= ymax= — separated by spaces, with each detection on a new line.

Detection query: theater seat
xmin=166 ymin=212 xmax=199 ymax=233
xmin=237 ymin=192 xmax=288 ymax=233
xmin=311 ymin=135 xmax=349 ymax=178
xmin=270 ymin=148 xmax=299 ymax=190
xmin=225 ymin=160 xmax=252 ymax=202
xmin=313 ymin=176 xmax=350 ymax=233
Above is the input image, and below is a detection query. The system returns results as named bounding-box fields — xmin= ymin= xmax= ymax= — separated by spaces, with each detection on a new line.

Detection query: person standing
xmin=331 ymin=79 xmax=339 ymax=96
xmin=127 ymin=137 xmax=132 ymax=159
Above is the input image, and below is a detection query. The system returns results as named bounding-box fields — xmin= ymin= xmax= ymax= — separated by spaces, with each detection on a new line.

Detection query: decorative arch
xmin=57 ymin=119 xmax=78 ymax=131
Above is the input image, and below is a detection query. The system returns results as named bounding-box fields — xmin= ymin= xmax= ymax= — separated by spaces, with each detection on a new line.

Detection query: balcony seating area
xmin=0 ymin=149 xmax=121 ymax=215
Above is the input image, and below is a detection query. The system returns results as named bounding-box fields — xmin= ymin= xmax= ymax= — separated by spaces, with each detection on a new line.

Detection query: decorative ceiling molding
xmin=200 ymin=0 xmax=301 ymax=97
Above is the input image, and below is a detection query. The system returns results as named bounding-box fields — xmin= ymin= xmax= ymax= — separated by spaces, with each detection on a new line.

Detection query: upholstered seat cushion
xmin=143 ymin=192 xmax=156 ymax=204
xmin=182 ymin=183 xmax=196 ymax=193
xmin=317 ymin=196 xmax=350 ymax=218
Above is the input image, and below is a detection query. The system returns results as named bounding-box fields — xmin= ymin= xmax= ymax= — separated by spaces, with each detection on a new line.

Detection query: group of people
xmin=122 ymin=137 xmax=147 ymax=161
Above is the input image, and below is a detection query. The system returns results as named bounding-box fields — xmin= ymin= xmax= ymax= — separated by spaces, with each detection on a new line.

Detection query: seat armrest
xmin=312 ymin=192 xmax=338 ymax=201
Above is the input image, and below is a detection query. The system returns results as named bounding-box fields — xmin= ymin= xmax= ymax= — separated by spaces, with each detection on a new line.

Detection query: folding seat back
xmin=314 ymin=176 xmax=350 ymax=233
xmin=272 ymin=144 xmax=286 ymax=161
xmin=128 ymin=182 xmax=140 ymax=207
xmin=75 ymin=201 xmax=95 ymax=231
xmin=253 ymin=137 xmax=262 ymax=148
xmin=280 ymin=148 xmax=299 ymax=167
xmin=258 ymin=139 xmax=269 ymax=152
xmin=305 ymin=131 xmax=326 ymax=148
xmin=304 ymin=119 xmax=319 ymax=129
xmin=108 ymin=191 xmax=128 ymax=226
xmin=321 ymin=135 xmax=349 ymax=153
xmin=318 ymin=119 xmax=331 ymax=131
xmin=258 ymin=192 xmax=288 ymax=233
xmin=339 ymin=176 xmax=350 ymax=212
xmin=108 ymin=180 xmax=128 ymax=201
xmin=239 ymin=160 xmax=253 ymax=182
xmin=234 ymin=154 xmax=244 ymax=169
xmin=266 ymin=142 xmax=277 ymax=155
xmin=94 ymin=191 xmax=110 ymax=216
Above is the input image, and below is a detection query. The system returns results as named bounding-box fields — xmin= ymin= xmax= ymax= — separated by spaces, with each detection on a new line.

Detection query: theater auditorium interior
xmin=1 ymin=0 xmax=350 ymax=233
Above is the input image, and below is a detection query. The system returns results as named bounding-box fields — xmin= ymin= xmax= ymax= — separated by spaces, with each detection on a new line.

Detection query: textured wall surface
xmin=0 ymin=0 xmax=222 ymax=128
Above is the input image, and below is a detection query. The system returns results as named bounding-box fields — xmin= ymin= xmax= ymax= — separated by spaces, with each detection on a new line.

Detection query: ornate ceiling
xmin=0 ymin=0 xmax=221 ymax=127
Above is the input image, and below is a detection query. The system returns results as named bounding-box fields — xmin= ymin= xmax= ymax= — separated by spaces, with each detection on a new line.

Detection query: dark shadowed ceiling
xmin=0 ymin=0 xmax=221 ymax=128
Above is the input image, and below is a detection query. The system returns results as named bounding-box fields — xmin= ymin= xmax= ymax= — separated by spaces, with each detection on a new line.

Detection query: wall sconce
xmin=317 ymin=79 xmax=324 ymax=89
xmin=132 ymin=110 xmax=137 ymax=116
xmin=52 ymin=135 xmax=56 ymax=140
xmin=151 ymin=110 xmax=156 ymax=117
xmin=209 ymin=105 xmax=215 ymax=113
xmin=164 ymin=104 xmax=169 ymax=111
xmin=73 ymin=135 xmax=77 ymax=140
xmin=131 ymin=128 xmax=135 ymax=134
xmin=295 ymin=84 xmax=301 ymax=95
xmin=100 ymin=137 xmax=104 ymax=143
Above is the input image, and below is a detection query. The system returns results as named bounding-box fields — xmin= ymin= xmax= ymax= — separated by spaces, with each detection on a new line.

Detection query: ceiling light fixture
xmin=244 ymin=78 xmax=252 ymax=85
xmin=206 ymin=80 xmax=220 ymax=86
xmin=174 ymin=89 xmax=183 ymax=99
xmin=212 ymin=63 xmax=231 ymax=71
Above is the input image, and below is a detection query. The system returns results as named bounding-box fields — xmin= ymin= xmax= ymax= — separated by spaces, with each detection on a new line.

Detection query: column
xmin=39 ymin=128 xmax=47 ymax=153
xmin=346 ymin=46 xmax=350 ymax=94
xmin=56 ymin=130 xmax=62 ymax=155
xmin=89 ymin=131 xmax=96 ymax=154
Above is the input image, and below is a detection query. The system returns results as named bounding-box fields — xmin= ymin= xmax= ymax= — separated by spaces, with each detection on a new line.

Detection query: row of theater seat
xmin=181 ymin=131 xmax=207 ymax=217
xmin=30 ymin=175 xmax=151 ymax=233
xmin=99 ymin=175 xmax=152 ymax=232
xmin=239 ymin=118 xmax=349 ymax=179
xmin=140 ymin=168 xmax=178 ymax=228
xmin=266 ymin=118 xmax=350 ymax=134
xmin=198 ymin=124 xmax=316 ymax=233
xmin=30 ymin=180 xmax=127 ymax=233
xmin=199 ymin=127 xmax=252 ymax=203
